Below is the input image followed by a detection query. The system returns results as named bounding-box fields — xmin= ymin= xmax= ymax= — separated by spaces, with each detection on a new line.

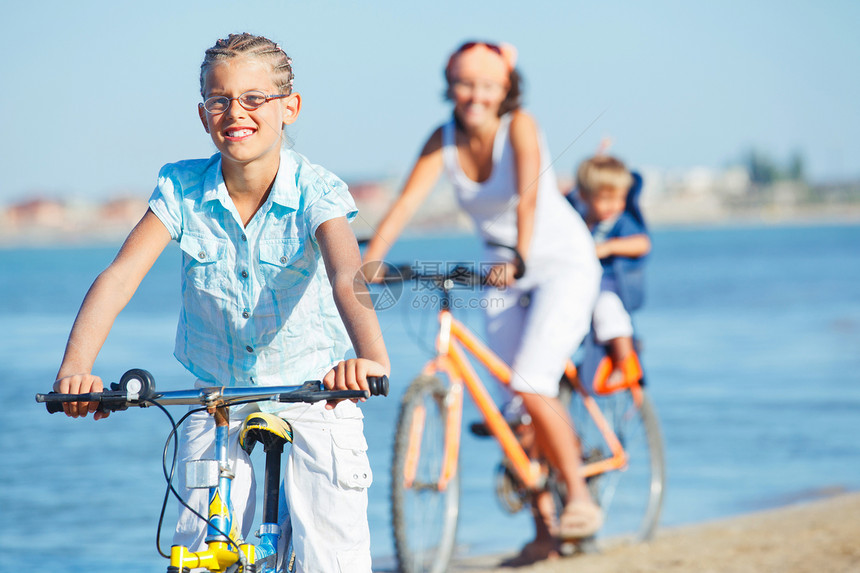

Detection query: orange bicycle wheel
xmin=391 ymin=373 xmax=460 ymax=573
xmin=559 ymin=380 xmax=666 ymax=544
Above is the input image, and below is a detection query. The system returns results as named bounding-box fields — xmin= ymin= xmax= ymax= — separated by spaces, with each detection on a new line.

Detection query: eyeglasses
xmin=201 ymin=90 xmax=289 ymax=114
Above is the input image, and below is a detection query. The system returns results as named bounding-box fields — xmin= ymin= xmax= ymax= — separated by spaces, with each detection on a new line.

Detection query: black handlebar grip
xmin=36 ymin=390 xmax=120 ymax=414
xmin=367 ymin=375 xmax=389 ymax=397
xmin=42 ymin=393 xmax=65 ymax=414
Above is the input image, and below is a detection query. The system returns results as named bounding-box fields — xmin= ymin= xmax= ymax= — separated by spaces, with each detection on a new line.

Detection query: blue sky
xmin=2 ymin=0 xmax=858 ymax=203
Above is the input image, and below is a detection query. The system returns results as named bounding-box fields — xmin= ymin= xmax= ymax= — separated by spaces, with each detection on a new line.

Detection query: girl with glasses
xmin=52 ymin=32 xmax=389 ymax=572
xmin=363 ymin=40 xmax=602 ymax=565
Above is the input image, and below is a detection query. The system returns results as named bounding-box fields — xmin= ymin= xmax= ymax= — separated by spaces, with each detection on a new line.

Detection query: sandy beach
xmin=447 ymin=492 xmax=860 ymax=573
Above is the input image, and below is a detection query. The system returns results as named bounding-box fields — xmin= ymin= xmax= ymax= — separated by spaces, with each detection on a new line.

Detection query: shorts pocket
xmin=331 ymin=427 xmax=373 ymax=490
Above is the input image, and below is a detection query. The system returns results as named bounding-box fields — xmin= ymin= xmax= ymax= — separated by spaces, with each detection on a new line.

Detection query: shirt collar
xmin=200 ymin=150 xmax=301 ymax=212
xmin=268 ymin=150 xmax=300 ymax=211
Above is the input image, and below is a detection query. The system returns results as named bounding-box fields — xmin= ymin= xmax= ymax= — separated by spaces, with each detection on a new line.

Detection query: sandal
xmin=559 ymin=501 xmax=603 ymax=540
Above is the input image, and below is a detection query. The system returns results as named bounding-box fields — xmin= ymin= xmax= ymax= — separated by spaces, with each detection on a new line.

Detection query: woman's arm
xmin=54 ymin=209 xmax=172 ymax=419
xmin=362 ymin=128 xmax=444 ymax=279
xmin=510 ymin=111 xmax=541 ymax=261
xmin=317 ymin=217 xmax=391 ymax=408
xmin=486 ymin=111 xmax=541 ymax=287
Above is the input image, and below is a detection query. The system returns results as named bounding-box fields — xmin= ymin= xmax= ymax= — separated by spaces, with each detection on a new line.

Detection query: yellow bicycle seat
xmin=239 ymin=412 xmax=293 ymax=454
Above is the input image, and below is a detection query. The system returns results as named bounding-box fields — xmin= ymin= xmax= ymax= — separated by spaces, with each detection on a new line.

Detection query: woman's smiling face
xmin=447 ymin=45 xmax=511 ymax=129
xmin=449 ymin=74 xmax=509 ymax=129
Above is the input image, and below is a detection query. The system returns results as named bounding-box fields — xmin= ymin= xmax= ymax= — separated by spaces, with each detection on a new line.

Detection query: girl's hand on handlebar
xmin=484 ymin=262 xmax=519 ymax=288
xmin=322 ymin=358 xmax=389 ymax=410
xmin=52 ymin=373 xmax=110 ymax=420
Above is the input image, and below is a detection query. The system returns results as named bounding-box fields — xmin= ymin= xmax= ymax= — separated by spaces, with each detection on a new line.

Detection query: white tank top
xmin=441 ymin=113 xmax=597 ymax=279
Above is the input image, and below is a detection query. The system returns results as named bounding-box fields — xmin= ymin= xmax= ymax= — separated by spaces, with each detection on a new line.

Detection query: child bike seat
xmin=240 ymin=412 xmax=294 ymax=454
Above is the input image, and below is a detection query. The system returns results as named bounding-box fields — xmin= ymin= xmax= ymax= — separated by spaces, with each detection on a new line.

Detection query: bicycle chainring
xmin=494 ymin=461 xmax=529 ymax=514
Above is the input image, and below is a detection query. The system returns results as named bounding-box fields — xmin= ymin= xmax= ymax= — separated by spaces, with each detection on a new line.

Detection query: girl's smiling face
xmin=198 ymin=58 xmax=300 ymax=171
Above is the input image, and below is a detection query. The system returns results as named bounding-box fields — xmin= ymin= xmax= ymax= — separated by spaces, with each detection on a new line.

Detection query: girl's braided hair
xmin=200 ymin=33 xmax=294 ymax=96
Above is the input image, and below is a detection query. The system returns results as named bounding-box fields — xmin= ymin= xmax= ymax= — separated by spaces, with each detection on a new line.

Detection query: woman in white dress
xmin=363 ymin=41 xmax=602 ymax=563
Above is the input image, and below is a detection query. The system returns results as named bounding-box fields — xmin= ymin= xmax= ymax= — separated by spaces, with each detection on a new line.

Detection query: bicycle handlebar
xmin=381 ymin=264 xmax=487 ymax=288
xmin=36 ymin=369 xmax=390 ymax=414
xmin=368 ymin=242 xmax=525 ymax=287
xmin=378 ymin=245 xmax=525 ymax=289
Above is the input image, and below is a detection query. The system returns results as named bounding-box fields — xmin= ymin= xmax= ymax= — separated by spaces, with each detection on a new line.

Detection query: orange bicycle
xmin=383 ymin=264 xmax=665 ymax=573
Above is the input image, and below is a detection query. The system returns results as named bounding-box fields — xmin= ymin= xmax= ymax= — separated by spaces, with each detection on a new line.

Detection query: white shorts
xmin=483 ymin=264 xmax=599 ymax=398
xmin=592 ymin=290 xmax=634 ymax=344
xmin=172 ymin=399 xmax=372 ymax=573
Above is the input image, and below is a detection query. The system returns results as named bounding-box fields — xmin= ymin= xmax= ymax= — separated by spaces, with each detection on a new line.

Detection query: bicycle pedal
xmin=469 ymin=421 xmax=494 ymax=438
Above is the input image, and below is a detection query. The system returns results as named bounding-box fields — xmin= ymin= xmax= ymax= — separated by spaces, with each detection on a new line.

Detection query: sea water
xmin=1 ymin=223 xmax=859 ymax=571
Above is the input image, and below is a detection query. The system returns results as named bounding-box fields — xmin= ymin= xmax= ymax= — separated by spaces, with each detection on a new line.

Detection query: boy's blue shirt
xmin=149 ymin=148 xmax=357 ymax=400
xmin=594 ymin=212 xmax=647 ymax=291
xmin=566 ymin=171 xmax=649 ymax=312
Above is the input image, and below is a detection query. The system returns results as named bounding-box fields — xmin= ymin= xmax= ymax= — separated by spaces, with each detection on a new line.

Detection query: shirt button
xmin=242 ymin=310 xmax=250 ymax=319
xmin=245 ymin=346 xmax=254 ymax=353
xmin=241 ymin=270 xmax=248 ymax=279
xmin=279 ymin=256 xmax=288 ymax=264
xmin=198 ymin=251 xmax=207 ymax=260
xmin=241 ymin=234 xmax=247 ymax=242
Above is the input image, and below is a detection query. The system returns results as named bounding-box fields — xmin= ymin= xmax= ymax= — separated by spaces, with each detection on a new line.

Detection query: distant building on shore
xmin=1 ymin=167 xmax=858 ymax=246
xmin=1 ymin=194 xmax=148 ymax=245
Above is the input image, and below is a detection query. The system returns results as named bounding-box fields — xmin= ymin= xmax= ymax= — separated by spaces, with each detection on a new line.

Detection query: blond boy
xmin=575 ymin=156 xmax=651 ymax=383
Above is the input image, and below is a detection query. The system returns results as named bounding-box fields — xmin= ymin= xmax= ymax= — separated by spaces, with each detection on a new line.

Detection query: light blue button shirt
xmin=149 ymin=148 xmax=357 ymax=394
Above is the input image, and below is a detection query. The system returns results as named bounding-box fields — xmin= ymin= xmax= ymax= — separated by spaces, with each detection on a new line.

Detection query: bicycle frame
xmin=38 ymin=372 xmax=388 ymax=573
xmin=168 ymin=404 xmax=260 ymax=573
xmin=402 ymin=305 xmax=639 ymax=494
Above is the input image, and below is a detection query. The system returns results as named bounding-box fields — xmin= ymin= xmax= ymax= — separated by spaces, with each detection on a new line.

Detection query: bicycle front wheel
xmin=391 ymin=374 xmax=460 ymax=573
xmin=564 ymin=384 xmax=666 ymax=542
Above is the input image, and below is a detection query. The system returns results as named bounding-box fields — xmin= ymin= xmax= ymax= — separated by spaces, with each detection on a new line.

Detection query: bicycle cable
xmin=148 ymin=399 xmax=259 ymax=559
xmin=400 ymin=284 xmax=437 ymax=359
xmin=150 ymin=400 xmax=182 ymax=558
xmin=400 ymin=275 xmax=493 ymax=362
xmin=151 ymin=396 xmax=288 ymax=557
